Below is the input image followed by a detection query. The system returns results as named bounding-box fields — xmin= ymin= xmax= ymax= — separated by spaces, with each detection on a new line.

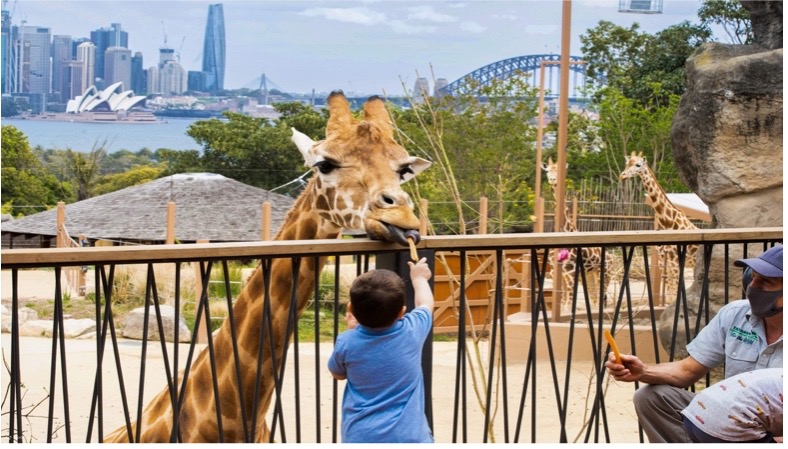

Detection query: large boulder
xmin=665 ymin=2 xmax=782 ymax=356
xmin=120 ymin=305 xmax=192 ymax=343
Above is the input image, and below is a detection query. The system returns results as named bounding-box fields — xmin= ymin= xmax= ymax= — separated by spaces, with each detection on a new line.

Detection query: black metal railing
xmin=1 ymin=228 xmax=781 ymax=443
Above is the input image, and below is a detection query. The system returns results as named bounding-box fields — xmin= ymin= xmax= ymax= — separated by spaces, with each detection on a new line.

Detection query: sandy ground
xmin=1 ymin=269 xmax=645 ymax=444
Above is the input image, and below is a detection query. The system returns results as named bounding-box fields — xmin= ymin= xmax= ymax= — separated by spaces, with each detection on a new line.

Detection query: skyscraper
xmin=202 ymin=3 xmax=225 ymax=93
xmin=90 ymin=23 xmax=127 ymax=82
xmin=104 ymin=46 xmax=132 ymax=90
xmin=1 ymin=7 xmax=12 ymax=94
xmin=52 ymin=35 xmax=72 ymax=102
xmin=15 ymin=25 xmax=50 ymax=95
xmin=74 ymin=41 xmax=96 ymax=96
xmin=131 ymin=52 xmax=145 ymax=94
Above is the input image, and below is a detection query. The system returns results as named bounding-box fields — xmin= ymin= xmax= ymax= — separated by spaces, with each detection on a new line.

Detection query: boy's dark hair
xmin=349 ymin=269 xmax=406 ymax=329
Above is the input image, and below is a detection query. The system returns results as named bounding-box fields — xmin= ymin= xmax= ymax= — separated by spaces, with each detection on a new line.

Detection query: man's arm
xmin=408 ymin=257 xmax=433 ymax=313
xmin=606 ymin=352 xmax=709 ymax=388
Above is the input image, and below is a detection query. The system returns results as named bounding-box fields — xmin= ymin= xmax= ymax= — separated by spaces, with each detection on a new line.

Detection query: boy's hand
xmin=408 ymin=257 xmax=431 ymax=282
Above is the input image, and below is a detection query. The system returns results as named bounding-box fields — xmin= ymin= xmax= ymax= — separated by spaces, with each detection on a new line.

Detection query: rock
xmin=120 ymin=305 xmax=191 ymax=343
xmin=667 ymin=7 xmax=783 ymax=354
xmin=2 ymin=306 xmax=40 ymax=333
xmin=741 ymin=1 xmax=783 ymax=50
xmin=19 ymin=320 xmax=51 ymax=337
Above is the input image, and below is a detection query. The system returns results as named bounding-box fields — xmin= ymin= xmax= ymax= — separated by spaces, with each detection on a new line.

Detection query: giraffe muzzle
xmin=373 ymin=223 xmax=421 ymax=246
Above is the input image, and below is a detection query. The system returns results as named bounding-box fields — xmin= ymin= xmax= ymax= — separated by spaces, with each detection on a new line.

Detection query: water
xmin=3 ymin=117 xmax=202 ymax=153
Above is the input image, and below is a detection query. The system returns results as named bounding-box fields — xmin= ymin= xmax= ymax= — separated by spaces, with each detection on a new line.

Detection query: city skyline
xmin=9 ymin=0 xmax=714 ymax=96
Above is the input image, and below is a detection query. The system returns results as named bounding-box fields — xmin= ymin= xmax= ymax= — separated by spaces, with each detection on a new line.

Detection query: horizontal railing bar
xmin=1 ymin=228 xmax=781 ymax=269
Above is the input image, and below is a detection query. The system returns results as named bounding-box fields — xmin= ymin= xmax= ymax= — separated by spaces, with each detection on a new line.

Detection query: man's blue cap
xmin=734 ymin=245 xmax=783 ymax=278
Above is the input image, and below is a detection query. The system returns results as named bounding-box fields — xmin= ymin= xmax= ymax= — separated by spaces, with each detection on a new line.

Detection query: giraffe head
xmin=291 ymin=91 xmax=431 ymax=245
xmin=541 ymin=156 xmax=566 ymax=190
xmin=619 ymin=151 xmax=648 ymax=180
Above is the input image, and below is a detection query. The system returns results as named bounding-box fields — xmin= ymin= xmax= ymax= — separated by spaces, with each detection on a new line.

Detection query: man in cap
xmin=605 ymin=244 xmax=783 ymax=443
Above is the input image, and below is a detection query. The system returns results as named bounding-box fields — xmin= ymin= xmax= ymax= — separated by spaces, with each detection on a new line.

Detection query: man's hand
xmin=605 ymin=352 xmax=646 ymax=382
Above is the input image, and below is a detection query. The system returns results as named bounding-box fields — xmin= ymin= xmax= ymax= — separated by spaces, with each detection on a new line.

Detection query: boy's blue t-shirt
xmin=327 ymin=306 xmax=434 ymax=443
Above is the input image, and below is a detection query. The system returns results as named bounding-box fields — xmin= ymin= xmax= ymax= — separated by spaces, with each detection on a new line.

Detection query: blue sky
xmin=12 ymin=0 xmax=714 ymax=96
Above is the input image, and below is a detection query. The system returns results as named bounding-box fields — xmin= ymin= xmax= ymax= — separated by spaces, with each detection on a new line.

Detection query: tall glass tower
xmin=202 ymin=3 xmax=225 ymax=93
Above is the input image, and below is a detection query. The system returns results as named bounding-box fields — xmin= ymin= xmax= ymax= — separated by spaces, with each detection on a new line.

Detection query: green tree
xmin=698 ymin=0 xmax=752 ymax=44
xmin=591 ymin=84 xmax=688 ymax=192
xmin=56 ymin=147 xmax=106 ymax=201
xmin=581 ymin=21 xmax=711 ymax=104
xmin=392 ymin=73 xmax=539 ymax=234
xmin=187 ymin=112 xmax=304 ymax=190
xmin=93 ymin=165 xmax=164 ymax=196
xmin=1 ymin=125 xmax=61 ymax=216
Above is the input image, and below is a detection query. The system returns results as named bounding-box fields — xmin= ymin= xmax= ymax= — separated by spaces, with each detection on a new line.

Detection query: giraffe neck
xmin=185 ymin=178 xmax=339 ymax=441
xmin=548 ymin=184 xmax=576 ymax=233
xmin=637 ymin=165 xmax=692 ymax=231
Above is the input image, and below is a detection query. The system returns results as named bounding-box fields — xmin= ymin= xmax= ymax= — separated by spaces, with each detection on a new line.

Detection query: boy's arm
xmin=408 ymin=257 xmax=434 ymax=313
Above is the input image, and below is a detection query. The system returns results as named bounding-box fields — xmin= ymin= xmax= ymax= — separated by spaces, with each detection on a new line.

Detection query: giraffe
xmin=103 ymin=91 xmax=431 ymax=442
xmin=619 ymin=151 xmax=698 ymax=300
xmin=541 ymin=157 xmax=614 ymax=308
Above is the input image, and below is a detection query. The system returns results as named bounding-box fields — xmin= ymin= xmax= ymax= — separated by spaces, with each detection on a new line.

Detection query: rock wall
xmin=662 ymin=1 xmax=782 ymax=355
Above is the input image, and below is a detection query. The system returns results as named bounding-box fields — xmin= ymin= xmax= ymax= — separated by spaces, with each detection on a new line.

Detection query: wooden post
xmin=571 ymin=197 xmax=578 ymax=229
xmin=166 ymin=201 xmax=176 ymax=244
xmin=56 ymin=201 xmax=66 ymax=248
xmin=478 ymin=196 xmax=488 ymax=235
xmin=261 ymin=201 xmax=271 ymax=241
xmin=193 ymin=239 xmax=210 ymax=344
xmin=419 ymin=198 xmax=429 ymax=235
xmin=651 ymin=215 xmax=664 ymax=305
xmin=534 ymin=197 xmax=544 ymax=233
xmin=78 ymin=233 xmax=87 ymax=295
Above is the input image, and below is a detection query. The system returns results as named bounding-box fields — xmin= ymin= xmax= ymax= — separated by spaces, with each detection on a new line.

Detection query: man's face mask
xmin=746 ymin=285 xmax=783 ymax=318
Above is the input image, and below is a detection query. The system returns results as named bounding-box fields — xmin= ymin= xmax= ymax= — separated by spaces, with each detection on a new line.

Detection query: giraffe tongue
xmin=384 ymin=223 xmax=420 ymax=246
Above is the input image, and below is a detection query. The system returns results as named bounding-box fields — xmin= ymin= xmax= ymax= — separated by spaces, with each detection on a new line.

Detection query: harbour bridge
xmin=436 ymin=53 xmax=598 ymax=101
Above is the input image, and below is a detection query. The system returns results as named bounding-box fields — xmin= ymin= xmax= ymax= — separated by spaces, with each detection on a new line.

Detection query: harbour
xmin=3 ymin=116 xmax=203 ymax=153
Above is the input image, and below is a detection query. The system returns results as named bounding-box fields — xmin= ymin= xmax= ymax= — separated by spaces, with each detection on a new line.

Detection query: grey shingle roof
xmin=1 ymin=173 xmax=295 ymax=244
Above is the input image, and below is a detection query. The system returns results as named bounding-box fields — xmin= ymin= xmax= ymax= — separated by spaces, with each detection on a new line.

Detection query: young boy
xmin=327 ymin=257 xmax=434 ymax=443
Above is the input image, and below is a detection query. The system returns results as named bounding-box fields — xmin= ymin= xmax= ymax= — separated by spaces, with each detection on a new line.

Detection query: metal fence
xmin=1 ymin=228 xmax=781 ymax=443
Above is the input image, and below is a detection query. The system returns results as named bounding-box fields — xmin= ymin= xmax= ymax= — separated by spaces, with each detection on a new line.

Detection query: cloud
xmin=460 ymin=21 xmax=486 ymax=33
xmin=524 ymin=24 xmax=558 ymax=35
xmin=492 ymin=13 xmax=518 ymax=21
xmin=388 ymin=20 xmax=438 ymax=35
xmin=406 ymin=6 xmax=458 ymax=23
xmin=300 ymin=7 xmax=386 ymax=25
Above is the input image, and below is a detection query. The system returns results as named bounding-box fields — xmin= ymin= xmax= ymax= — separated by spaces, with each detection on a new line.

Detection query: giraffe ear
xmin=402 ymin=157 xmax=431 ymax=183
xmin=291 ymin=128 xmax=317 ymax=167
xmin=541 ymin=162 xmax=548 ymax=171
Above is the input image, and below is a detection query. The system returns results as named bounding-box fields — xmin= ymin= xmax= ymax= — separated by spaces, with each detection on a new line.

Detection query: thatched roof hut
xmin=2 ymin=173 xmax=296 ymax=248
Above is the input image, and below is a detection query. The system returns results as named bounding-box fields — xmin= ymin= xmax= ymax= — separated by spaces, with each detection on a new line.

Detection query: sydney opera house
xmin=66 ymin=82 xmax=146 ymax=113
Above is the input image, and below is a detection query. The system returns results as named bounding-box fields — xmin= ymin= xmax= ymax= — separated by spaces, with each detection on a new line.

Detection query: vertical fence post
xmin=262 ymin=202 xmax=271 ymax=241
xmin=56 ymin=202 xmax=66 ymax=248
xmin=419 ymin=199 xmax=429 ymax=235
xmin=193 ymin=239 xmax=210 ymax=344
xmin=166 ymin=202 xmax=176 ymax=245
xmin=478 ymin=196 xmax=488 ymax=235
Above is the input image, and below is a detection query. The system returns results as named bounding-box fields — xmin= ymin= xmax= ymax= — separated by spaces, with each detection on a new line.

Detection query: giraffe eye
xmin=398 ymin=166 xmax=415 ymax=181
xmin=314 ymin=159 xmax=338 ymax=174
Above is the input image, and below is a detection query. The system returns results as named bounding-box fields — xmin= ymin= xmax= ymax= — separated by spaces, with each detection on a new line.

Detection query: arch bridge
xmin=439 ymin=54 xmax=599 ymax=100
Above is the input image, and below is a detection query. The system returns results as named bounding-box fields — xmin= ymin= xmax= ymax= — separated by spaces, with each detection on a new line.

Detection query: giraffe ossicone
xmin=103 ymin=90 xmax=430 ymax=442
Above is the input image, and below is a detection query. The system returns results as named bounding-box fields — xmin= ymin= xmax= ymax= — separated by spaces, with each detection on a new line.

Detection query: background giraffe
xmin=541 ymin=157 xmax=615 ymax=308
xmin=619 ymin=151 xmax=698 ymax=300
xmin=104 ymin=91 xmax=431 ymax=442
